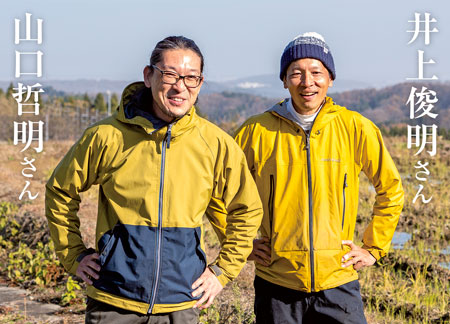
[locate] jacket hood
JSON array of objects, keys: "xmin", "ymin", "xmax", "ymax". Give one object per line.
[
  {"xmin": 268, "ymin": 97, "xmax": 345, "ymax": 133},
  {"xmin": 115, "ymin": 81, "xmax": 198, "ymax": 137}
]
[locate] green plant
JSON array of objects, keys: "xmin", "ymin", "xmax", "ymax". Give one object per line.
[
  {"xmin": 6, "ymin": 241, "xmax": 63, "ymax": 286},
  {"xmin": 61, "ymin": 276, "xmax": 82, "ymax": 305},
  {"xmin": 0, "ymin": 202, "xmax": 18, "ymax": 217},
  {"xmin": 0, "ymin": 200, "xmax": 87, "ymax": 312},
  {"xmin": 0, "ymin": 202, "xmax": 20, "ymax": 249},
  {"xmin": 200, "ymin": 304, "xmax": 221, "ymax": 324}
]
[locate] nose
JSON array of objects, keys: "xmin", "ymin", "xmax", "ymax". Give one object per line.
[
  {"xmin": 300, "ymin": 72, "xmax": 314, "ymax": 87},
  {"xmin": 172, "ymin": 77, "xmax": 187, "ymax": 91}
]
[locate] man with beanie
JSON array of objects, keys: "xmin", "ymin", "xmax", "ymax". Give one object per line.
[{"xmin": 235, "ymin": 32, "xmax": 404, "ymax": 323}]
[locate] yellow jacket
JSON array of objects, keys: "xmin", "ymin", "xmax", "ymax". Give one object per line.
[
  {"xmin": 235, "ymin": 97, "xmax": 404, "ymax": 292},
  {"xmin": 45, "ymin": 82, "xmax": 263, "ymax": 314}
]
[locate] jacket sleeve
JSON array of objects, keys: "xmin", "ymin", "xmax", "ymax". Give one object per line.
[
  {"xmin": 234, "ymin": 122, "xmax": 257, "ymax": 177},
  {"xmin": 205, "ymin": 137, "xmax": 263, "ymax": 287},
  {"xmin": 357, "ymin": 118, "xmax": 404, "ymax": 260},
  {"xmin": 45, "ymin": 127, "xmax": 106, "ymax": 275}
]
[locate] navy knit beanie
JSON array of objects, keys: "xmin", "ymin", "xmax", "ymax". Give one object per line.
[{"xmin": 280, "ymin": 32, "xmax": 336, "ymax": 81}]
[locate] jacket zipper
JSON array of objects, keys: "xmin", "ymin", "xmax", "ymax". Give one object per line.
[
  {"xmin": 342, "ymin": 174, "xmax": 348, "ymax": 229},
  {"xmin": 148, "ymin": 124, "xmax": 173, "ymax": 314},
  {"xmin": 268, "ymin": 174, "xmax": 275, "ymax": 232},
  {"xmin": 280, "ymin": 99, "xmax": 324, "ymax": 292},
  {"xmin": 305, "ymin": 132, "xmax": 315, "ymax": 292}
]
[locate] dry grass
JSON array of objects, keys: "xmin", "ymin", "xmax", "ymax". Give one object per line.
[{"xmin": 1, "ymin": 136, "xmax": 449, "ymax": 323}]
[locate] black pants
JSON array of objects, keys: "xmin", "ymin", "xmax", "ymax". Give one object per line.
[{"xmin": 254, "ymin": 276, "xmax": 367, "ymax": 324}]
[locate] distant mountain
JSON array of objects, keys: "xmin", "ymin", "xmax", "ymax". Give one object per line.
[
  {"xmin": 204, "ymin": 74, "xmax": 372, "ymax": 98},
  {"xmin": 0, "ymin": 75, "xmax": 374, "ymax": 98},
  {"xmin": 197, "ymin": 91, "xmax": 277, "ymax": 132},
  {"xmin": 208, "ymin": 75, "xmax": 288, "ymax": 98}
]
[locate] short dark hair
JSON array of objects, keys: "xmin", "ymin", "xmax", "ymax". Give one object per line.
[{"xmin": 150, "ymin": 36, "xmax": 204, "ymax": 73}]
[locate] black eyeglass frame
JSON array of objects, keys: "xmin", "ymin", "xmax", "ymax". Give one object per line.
[{"xmin": 151, "ymin": 65, "xmax": 203, "ymax": 88}]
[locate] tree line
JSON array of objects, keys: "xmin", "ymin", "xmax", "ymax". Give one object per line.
[
  {"xmin": 1, "ymin": 81, "xmax": 449, "ymax": 139},
  {"xmin": 0, "ymin": 82, "xmax": 119, "ymax": 113}
]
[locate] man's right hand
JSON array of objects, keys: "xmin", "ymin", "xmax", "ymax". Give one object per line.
[
  {"xmin": 76, "ymin": 253, "xmax": 100, "ymax": 285},
  {"xmin": 248, "ymin": 237, "xmax": 271, "ymax": 266}
]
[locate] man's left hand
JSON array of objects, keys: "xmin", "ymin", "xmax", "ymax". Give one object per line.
[
  {"xmin": 192, "ymin": 267, "xmax": 223, "ymax": 310},
  {"xmin": 341, "ymin": 240, "xmax": 376, "ymax": 270}
]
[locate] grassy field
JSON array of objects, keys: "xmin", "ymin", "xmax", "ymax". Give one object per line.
[{"xmin": 0, "ymin": 136, "xmax": 448, "ymax": 323}]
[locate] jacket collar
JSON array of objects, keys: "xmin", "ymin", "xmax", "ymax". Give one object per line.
[
  {"xmin": 115, "ymin": 82, "xmax": 198, "ymax": 137},
  {"xmin": 268, "ymin": 96, "xmax": 344, "ymax": 134}
]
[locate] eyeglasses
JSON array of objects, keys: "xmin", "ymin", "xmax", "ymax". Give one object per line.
[{"xmin": 151, "ymin": 65, "xmax": 203, "ymax": 88}]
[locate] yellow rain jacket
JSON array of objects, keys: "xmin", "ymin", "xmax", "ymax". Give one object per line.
[
  {"xmin": 45, "ymin": 82, "xmax": 263, "ymax": 314},
  {"xmin": 235, "ymin": 97, "xmax": 404, "ymax": 292}
]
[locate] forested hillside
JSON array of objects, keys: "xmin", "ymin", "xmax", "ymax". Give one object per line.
[
  {"xmin": 330, "ymin": 82, "xmax": 450, "ymax": 127},
  {"xmin": 197, "ymin": 92, "xmax": 277, "ymax": 133},
  {"xmin": 197, "ymin": 82, "xmax": 450, "ymax": 133},
  {"xmin": 1, "ymin": 81, "xmax": 449, "ymax": 139}
]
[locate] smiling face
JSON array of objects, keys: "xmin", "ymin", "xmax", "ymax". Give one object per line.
[
  {"xmin": 143, "ymin": 49, "xmax": 203, "ymax": 123},
  {"xmin": 283, "ymin": 58, "xmax": 333, "ymax": 115}
]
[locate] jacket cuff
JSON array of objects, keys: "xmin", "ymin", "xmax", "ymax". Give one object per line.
[
  {"xmin": 68, "ymin": 260, "xmax": 80, "ymax": 276},
  {"xmin": 76, "ymin": 248, "xmax": 97, "ymax": 262},
  {"xmin": 362, "ymin": 245, "xmax": 385, "ymax": 260},
  {"xmin": 216, "ymin": 273, "xmax": 231, "ymax": 287},
  {"xmin": 208, "ymin": 264, "xmax": 223, "ymax": 277},
  {"xmin": 208, "ymin": 263, "xmax": 230, "ymax": 287},
  {"xmin": 69, "ymin": 248, "xmax": 96, "ymax": 275}
]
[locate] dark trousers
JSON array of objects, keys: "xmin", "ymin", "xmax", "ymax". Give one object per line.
[
  {"xmin": 85, "ymin": 298, "xmax": 199, "ymax": 324},
  {"xmin": 254, "ymin": 276, "xmax": 367, "ymax": 324}
]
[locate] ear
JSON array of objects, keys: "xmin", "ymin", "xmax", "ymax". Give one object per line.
[
  {"xmin": 198, "ymin": 75, "xmax": 205, "ymax": 88},
  {"xmin": 143, "ymin": 65, "xmax": 152, "ymax": 88},
  {"xmin": 327, "ymin": 70, "xmax": 333, "ymax": 87},
  {"xmin": 283, "ymin": 76, "xmax": 288, "ymax": 89}
]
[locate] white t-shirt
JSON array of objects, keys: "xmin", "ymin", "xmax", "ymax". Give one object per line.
[{"xmin": 286, "ymin": 99, "xmax": 319, "ymax": 131}]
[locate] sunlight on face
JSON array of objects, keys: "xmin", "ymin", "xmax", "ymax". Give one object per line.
[{"xmin": 283, "ymin": 58, "xmax": 333, "ymax": 115}]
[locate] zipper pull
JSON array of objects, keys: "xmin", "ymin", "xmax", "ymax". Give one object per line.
[
  {"xmin": 166, "ymin": 124, "xmax": 173, "ymax": 149},
  {"xmin": 305, "ymin": 133, "xmax": 310, "ymax": 150},
  {"xmin": 344, "ymin": 173, "xmax": 348, "ymax": 188}
]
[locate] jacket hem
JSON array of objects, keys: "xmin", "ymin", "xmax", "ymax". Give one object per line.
[
  {"xmin": 87, "ymin": 286, "xmax": 197, "ymax": 314},
  {"xmin": 255, "ymin": 270, "xmax": 359, "ymax": 293}
]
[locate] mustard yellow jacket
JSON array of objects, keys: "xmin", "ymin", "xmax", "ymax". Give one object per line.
[
  {"xmin": 235, "ymin": 97, "xmax": 404, "ymax": 292},
  {"xmin": 45, "ymin": 82, "xmax": 263, "ymax": 314}
]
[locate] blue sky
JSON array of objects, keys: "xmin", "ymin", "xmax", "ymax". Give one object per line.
[{"xmin": 1, "ymin": 0, "xmax": 449, "ymax": 86}]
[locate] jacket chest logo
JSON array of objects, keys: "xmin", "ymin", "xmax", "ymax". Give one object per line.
[{"xmin": 321, "ymin": 158, "xmax": 341, "ymax": 163}]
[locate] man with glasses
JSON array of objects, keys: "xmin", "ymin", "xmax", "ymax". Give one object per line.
[
  {"xmin": 46, "ymin": 36, "xmax": 263, "ymax": 324},
  {"xmin": 235, "ymin": 32, "xmax": 404, "ymax": 323}
]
